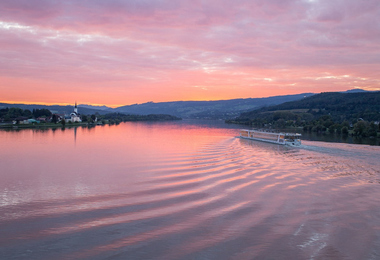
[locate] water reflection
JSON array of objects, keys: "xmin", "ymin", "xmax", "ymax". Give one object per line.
[
  {"xmin": 0, "ymin": 121, "xmax": 380, "ymax": 259},
  {"xmin": 302, "ymin": 131, "xmax": 380, "ymax": 146}
]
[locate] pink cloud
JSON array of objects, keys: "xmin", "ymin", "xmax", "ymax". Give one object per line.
[{"xmin": 0, "ymin": 0, "xmax": 379, "ymax": 106}]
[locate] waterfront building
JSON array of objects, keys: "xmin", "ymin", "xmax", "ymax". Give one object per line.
[{"xmin": 66, "ymin": 102, "xmax": 82, "ymax": 123}]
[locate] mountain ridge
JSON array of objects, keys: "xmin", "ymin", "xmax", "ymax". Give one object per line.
[
  {"xmin": 230, "ymin": 90, "xmax": 380, "ymax": 126},
  {"xmin": 0, "ymin": 89, "xmax": 370, "ymax": 119},
  {"xmin": 112, "ymin": 93, "xmax": 315, "ymax": 119},
  {"xmin": 0, "ymin": 93, "xmax": 314, "ymax": 119}
]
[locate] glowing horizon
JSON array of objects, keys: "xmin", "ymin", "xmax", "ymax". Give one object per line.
[{"xmin": 1, "ymin": 0, "xmax": 379, "ymax": 107}]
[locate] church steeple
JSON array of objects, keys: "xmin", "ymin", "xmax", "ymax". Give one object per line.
[{"xmin": 74, "ymin": 101, "xmax": 78, "ymax": 114}]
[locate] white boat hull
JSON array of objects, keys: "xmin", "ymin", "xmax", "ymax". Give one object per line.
[
  {"xmin": 240, "ymin": 135, "xmax": 286, "ymax": 145},
  {"xmin": 239, "ymin": 129, "xmax": 301, "ymax": 146}
]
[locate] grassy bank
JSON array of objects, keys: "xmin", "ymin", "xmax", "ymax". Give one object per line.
[{"xmin": 0, "ymin": 122, "xmax": 90, "ymax": 129}]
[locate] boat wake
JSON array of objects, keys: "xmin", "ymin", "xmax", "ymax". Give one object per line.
[{"xmin": 1, "ymin": 132, "xmax": 380, "ymax": 260}]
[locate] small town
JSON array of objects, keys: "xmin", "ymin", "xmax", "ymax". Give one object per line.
[
  {"xmin": 0, "ymin": 102, "xmax": 182, "ymax": 129},
  {"xmin": 0, "ymin": 102, "xmax": 100, "ymax": 127}
]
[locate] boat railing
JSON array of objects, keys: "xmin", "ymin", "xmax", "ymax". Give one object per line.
[{"xmin": 241, "ymin": 129, "xmax": 302, "ymax": 137}]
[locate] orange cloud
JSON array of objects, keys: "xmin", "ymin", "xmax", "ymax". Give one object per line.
[{"xmin": 0, "ymin": 0, "xmax": 379, "ymax": 107}]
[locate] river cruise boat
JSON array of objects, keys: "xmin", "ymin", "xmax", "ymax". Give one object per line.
[{"xmin": 240, "ymin": 129, "xmax": 301, "ymax": 146}]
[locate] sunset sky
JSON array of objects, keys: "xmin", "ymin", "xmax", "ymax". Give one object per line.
[{"xmin": 1, "ymin": 0, "xmax": 379, "ymax": 107}]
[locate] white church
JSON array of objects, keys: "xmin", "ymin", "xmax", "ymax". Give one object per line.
[{"xmin": 65, "ymin": 102, "xmax": 82, "ymax": 123}]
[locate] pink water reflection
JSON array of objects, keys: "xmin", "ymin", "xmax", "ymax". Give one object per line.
[
  {"xmin": 1, "ymin": 121, "xmax": 380, "ymax": 260},
  {"xmin": 0, "ymin": 121, "xmax": 235, "ymax": 206}
]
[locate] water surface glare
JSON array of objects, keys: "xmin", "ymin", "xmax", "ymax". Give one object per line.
[{"xmin": 1, "ymin": 120, "xmax": 380, "ymax": 259}]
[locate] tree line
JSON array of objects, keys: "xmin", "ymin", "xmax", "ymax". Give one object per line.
[
  {"xmin": 96, "ymin": 113, "xmax": 181, "ymax": 125},
  {"xmin": 1, "ymin": 107, "xmax": 181, "ymax": 124},
  {"xmin": 227, "ymin": 92, "xmax": 380, "ymax": 138},
  {"xmin": 0, "ymin": 108, "xmax": 52, "ymax": 122}
]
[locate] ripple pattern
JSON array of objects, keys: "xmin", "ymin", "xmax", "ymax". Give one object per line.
[{"xmin": 1, "ymin": 136, "xmax": 380, "ymax": 260}]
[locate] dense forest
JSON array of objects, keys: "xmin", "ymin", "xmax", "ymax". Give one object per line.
[
  {"xmin": 0, "ymin": 108, "xmax": 52, "ymax": 121},
  {"xmin": 227, "ymin": 92, "xmax": 380, "ymax": 138},
  {"xmin": 94, "ymin": 113, "xmax": 181, "ymax": 125}
]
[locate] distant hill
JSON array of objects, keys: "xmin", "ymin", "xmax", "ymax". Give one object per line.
[
  {"xmin": 2, "ymin": 91, "xmax": 375, "ymax": 120},
  {"xmin": 343, "ymin": 89, "xmax": 368, "ymax": 93},
  {"xmin": 230, "ymin": 91, "xmax": 380, "ymax": 126},
  {"xmin": 79, "ymin": 104, "xmax": 112, "ymax": 111},
  {"xmin": 1, "ymin": 93, "xmax": 314, "ymax": 119},
  {"xmin": 113, "ymin": 93, "xmax": 314, "ymax": 119},
  {"xmin": 0, "ymin": 103, "xmax": 110, "ymax": 115}
]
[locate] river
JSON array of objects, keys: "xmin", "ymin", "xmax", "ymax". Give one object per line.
[{"xmin": 1, "ymin": 120, "xmax": 380, "ymax": 259}]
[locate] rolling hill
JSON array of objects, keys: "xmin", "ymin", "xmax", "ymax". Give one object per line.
[
  {"xmin": 0, "ymin": 93, "xmax": 314, "ymax": 119},
  {"xmin": 113, "ymin": 93, "xmax": 314, "ymax": 119},
  {"xmin": 230, "ymin": 91, "xmax": 380, "ymax": 126}
]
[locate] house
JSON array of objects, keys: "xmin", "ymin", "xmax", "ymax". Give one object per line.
[
  {"xmin": 64, "ymin": 115, "xmax": 72, "ymax": 123},
  {"xmin": 37, "ymin": 117, "xmax": 47, "ymax": 122},
  {"xmin": 27, "ymin": 119, "xmax": 40, "ymax": 124},
  {"xmin": 12, "ymin": 116, "xmax": 29, "ymax": 124},
  {"xmin": 52, "ymin": 114, "xmax": 64, "ymax": 123}
]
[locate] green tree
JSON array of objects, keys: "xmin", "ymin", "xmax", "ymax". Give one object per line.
[
  {"xmin": 276, "ymin": 119, "xmax": 286, "ymax": 128},
  {"xmin": 0, "ymin": 108, "xmax": 9, "ymax": 118},
  {"xmin": 312, "ymin": 124, "xmax": 323, "ymax": 133},
  {"xmin": 22, "ymin": 109, "xmax": 33, "ymax": 118},
  {"xmin": 353, "ymin": 121, "xmax": 368, "ymax": 136},
  {"xmin": 342, "ymin": 120, "xmax": 350, "ymax": 128},
  {"xmin": 334, "ymin": 124, "xmax": 342, "ymax": 134},
  {"xmin": 8, "ymin": 108, "xmax": 24, "ymax": 118},
  {"xmin": 51, "ymin": 114, "xmax": 58, "ymax": 123},
  {"xmin": 33, "ymin": 109, "xmax": 52, "ymax": 118},
  {"xmin": 368, "ymin": 122, "xmax": 377, "ymax": 137},
  {"xmin": 341, "ymin": 126, "xmax": 349, "ymax": 135}
]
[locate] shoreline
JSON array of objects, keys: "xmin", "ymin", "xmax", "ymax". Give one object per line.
[
  {"xmin": 0, "ymin": 122, "xmax": 93, "ymax": 129},
  {"xmin": 0, "ymin": 117, "xmax": 181, "ymax": 130}
]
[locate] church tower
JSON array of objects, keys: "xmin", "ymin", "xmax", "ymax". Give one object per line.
[{"xmin": 74, "ymin": 101, "xmax": 78, "ymax": 114}]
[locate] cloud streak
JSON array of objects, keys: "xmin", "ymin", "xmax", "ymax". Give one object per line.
[{"xmin": 0, "ymin": 0, "xmax": 379, "ymax": 106}]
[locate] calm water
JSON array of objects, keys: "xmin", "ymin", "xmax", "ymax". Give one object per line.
[{"xmin": 1, "ymin": 120, "xmax": 380, "ymax": 260}]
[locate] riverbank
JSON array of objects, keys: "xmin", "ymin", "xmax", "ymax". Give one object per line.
[
  {"xmin": 0, "ymin": 122, "xmax": 93, "ymax": 130},
  {"xmin": 0, "ymin": 115, "xmax": 182, "ymax": 130}
]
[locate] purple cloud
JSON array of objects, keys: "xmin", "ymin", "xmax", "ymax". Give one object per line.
[{"xmin": 0, "ymin": 0, "xmax": 379, "ymax": 105}]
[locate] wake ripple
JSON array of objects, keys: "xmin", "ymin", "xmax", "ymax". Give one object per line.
[{"xmin": 1, "ymin": 138, "xmax": 380, "ymax": 259}]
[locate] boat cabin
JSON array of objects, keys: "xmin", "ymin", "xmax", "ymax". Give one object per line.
[{"xmin": 240, "ymin": 129, "xmax": 301, "ymax": 146}]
